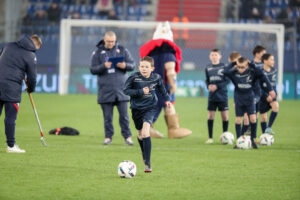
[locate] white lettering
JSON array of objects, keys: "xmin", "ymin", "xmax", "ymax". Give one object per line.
[{"xmin": 42, "ymin": 74, "xmax": 57, "ymax": 92}]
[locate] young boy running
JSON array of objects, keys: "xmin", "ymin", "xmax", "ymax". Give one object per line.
[
  {"xmin": 124, "ymin": 56, "xmax": 171, "ymax": 172},
  {"xmin": 259, "ymin": 53, "xmax": 279, "ymax": 134},
  {"xmin": 205, "ymin": 49, "xmax": 230, "ymax": 144},
  {"xmin": 224, "ymin": 57, "xmax": 276, "ymax": 149}
]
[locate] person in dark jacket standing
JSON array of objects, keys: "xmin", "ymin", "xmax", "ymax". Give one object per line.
[
  {"xmin": 90, "ymin": 31, "xmax": 135, "ymax": 145},
  {"xmin": 0, "ymin": 35, "xmax": 42, "ymax": 153}
]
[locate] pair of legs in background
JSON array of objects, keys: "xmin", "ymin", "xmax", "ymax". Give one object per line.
[
  {"xmin": 241, "ymin": 98, "xmax": 278, "ymax": 135},
  {"xmin": 100, "ymin": 100, "xmax": 133, "ymax": 145},
  {"xmin": 235, "ymin": 102, "xmax": 258, "ymax": 149},
  {"xmin": 0, "ymin": 101, "xmax": 25, "ymax": 153},
  {"xmin": 206, "ymin": 101, "xmax": 229, "ymax": 144},
  {"xmin": 259, "ymin": 98, "xmax": 279, "ymax": 134}
]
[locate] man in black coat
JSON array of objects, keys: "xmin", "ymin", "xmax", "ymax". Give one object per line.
[
  {"xmin": 0, "ymin": 35, "xmax": 42, "ymax": 153},
  {"xmin": 90, "ymin": 31, "xmax": 135, "ymax": 145}
]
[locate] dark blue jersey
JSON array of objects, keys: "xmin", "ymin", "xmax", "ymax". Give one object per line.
[
  {"xmin": 124, "ymin": 72, "xmax": 170, "ymax": 110},
  {"xmin": 224, "ymin": 63, "xmax": 273, "ymax": 106},
  {"xmin": 251, "ymin": 61, "xmax": 264, "ymax": 101},
  {"xmin": 205, "ymin": 63, "xmax": 230, "ymax": 102},
  {"xmin": 261, "ymin": 67, "xmax": 277, "ymax": 99}
]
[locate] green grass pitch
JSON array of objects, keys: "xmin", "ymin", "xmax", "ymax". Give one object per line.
[{"xmin": 0, "ymin": 94, "xmax": 300, "ymax": 200}]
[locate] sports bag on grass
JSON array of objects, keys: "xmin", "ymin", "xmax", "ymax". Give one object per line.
[{"xmin": 49, "ymin": 127, "xmax": 80, "ymax": 136}]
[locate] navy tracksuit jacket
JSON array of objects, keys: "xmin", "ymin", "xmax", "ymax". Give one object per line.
[
  {"xmin": 205, "ymin": 63, "xmax": 230, "ymax": 102},
  {"xmin": 123, "ymin": 72, "xmax": 170, "ymax": 110},
  {"xmin": 0, "ymin": 36, "xmax": 37, "ymax": 102}
]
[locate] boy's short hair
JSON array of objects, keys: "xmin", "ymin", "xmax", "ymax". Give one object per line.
[
  {"xmin": 210, "ymin": 48, "xmax": 221, "ymax": 55},
  {"xmin": 229, "ymin": 51, "xmax": 241, "ymax": 62},
  {"xmin": 237, "ymin": 56, "xmax": 248, "ymax": 64},
  {"xmin": 30, "ymin": 34, "xmax": 42, "ymax": 47},
  {"xmin": 141, "ymin": 56, "xmax": 154, "ymax": 67},
  {"xmin": 261, "ymin": 53, "xmax": 272, "ymax": 63},
  {"xmin": 252, "ymin": 45, "xmax": 266, "ymax": 56}
]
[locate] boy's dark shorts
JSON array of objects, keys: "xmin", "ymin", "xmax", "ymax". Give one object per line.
[
  {"xmin": 259, "ymin": 96, "xmax": 277, "ymax": 113},
  {"xmin": 235, "ymin": 103, "xmax": 256, "ymax": 117},
  {"xmin": 207, "ymin": 101, "xmax": 228, "ymax": 111},
  {"xmin": 131, "ymin": 108, "xmax": 156, "ymax": 130}
]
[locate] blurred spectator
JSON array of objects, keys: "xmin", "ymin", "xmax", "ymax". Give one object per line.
[
  {"xmin": 32, "ymin": 10, "xmax": 48, "ymax": 35},
  {"xmin": 226, "ymin": 0, "xmax": 238, "ymax": 20},
  {"xmin": 263, "ymin": 15, "xmax": 273, "ymax": 24},
  {"xmin": 32, "ymin": 10, "xmax": 48, "ymax": 25},
  {"xmin": 239, "ymin": 0, "xmax": 266, "ymax": 20},
  {"xmin": 22, "ymin": 14, "xmax": 32, "ymax": 26},
  {"xmin": 289, "ymin": 0, "xmax": 300, "ymax": 8},
  {"xmin": 276, "ymin": 7, "xmax": 294, "ymax": 29},
  {"xmin": 96, "ymin": 0, "xmax": 114, "ymax": 17},
  {"xmin": 72, "ymin": 12, "xmax": 81, "ymax": 19},
  {"xmin": 107, "ymin": 9, "xmax": 119, "ymax": 20},
  {"xmin": 128, "ymin": 0, "xmax": 137, "ymax": 6},
  {"xmin": 47, "ymin": 2, "xmax": 61, "ymax": 25}
]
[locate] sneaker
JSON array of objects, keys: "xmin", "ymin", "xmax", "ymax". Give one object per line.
[
  {"xmin": 103, "ymin": 138, "xmax": 112, "ymax": 145},
  {"xmin": 6, "ymin": 144, "xmax": 26, "ymax": 153},
  {"xmin": 205, "ymin": 138, "xmax": 214, "ymax": 144},
  {"xmin": 124, "ymin": 137, "xmax": 134, "ymax": 146},
  {"xmin": 144, "ymin": 164, "xmax": 152, "ymax": 173},
  {"xmin": 233, "ymin": 145, "xmax": 239, "ymax": 149},
  {"xmin": 265, "ymin": 127, "xmax": 275, "ymax": 135},
  {"xmin": 251, "ymin": 140, "xmax": 258, "ymax": 149}
]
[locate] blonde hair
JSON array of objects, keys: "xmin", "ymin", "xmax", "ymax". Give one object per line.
[
  {"xmin": 104, "ymin": 31, "xmax": 116, "ymax": 38},
  {"xmin": 30, "ymin": 34, "xmax": 42, "ymax": 47}
]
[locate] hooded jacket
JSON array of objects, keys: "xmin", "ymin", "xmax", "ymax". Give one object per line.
[
  {"xmin": 0, "ymin": 36, "xmax": 37, "ymax": 102},
  {"xmin": 90, "ymin": 39, "xmax": 135, "ymax": 104}
]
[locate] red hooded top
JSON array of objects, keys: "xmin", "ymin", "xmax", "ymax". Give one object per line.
[{"xmin": 139, "ymin": 39, "xmax": 182, "ymax": 73}]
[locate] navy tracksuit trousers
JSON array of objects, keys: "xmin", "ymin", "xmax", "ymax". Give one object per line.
[
  {"xmin": 100, "ymin": 101, "xmax": 132, "ymax": 140},
  {"xmin": 0, "ymin": 101, "xmax": 19, "ymax": 147}
]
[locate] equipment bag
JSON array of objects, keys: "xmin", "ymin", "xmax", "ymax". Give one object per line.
[{"xmin": 49, "ymin": 127, "xmax": 79, "ymax": 136}]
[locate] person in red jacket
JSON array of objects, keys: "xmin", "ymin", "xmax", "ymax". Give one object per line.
[{"xmin": 139, "ymin": 22, "xmax": 191, "ymax": 138}]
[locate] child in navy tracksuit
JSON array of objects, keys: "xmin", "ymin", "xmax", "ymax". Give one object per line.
[
  {"xmin": 224, "ymin": 57, "xmax": 276, "ymax": 149},
  {"xmin": 259, "ymin": 53, "xmax": 279, "ymax": 134},
  {"xmin": 205, "ymin": 49, "xmax": 230, "ymax": 144},
  {"xmin": 124, "ymin": 56, "xmax": 171, "ymax": 172}
]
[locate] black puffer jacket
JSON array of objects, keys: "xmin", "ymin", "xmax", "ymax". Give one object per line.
[{"xmin": 0, "ymin": 36, "xmax": 37, "ymax": 102}]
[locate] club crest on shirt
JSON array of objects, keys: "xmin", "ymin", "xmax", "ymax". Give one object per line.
[
  {"xmin": 246, "ymin": 76, "xmax": 252, "ymax": 83},
  {"xmin": 149, "ymin": 83, "xmax": 157, "ymax": 90},
  {"xmin": 272, "ymin": 74, "xmax": 276, "ymax": 81},
  {"xmin": 217, "ymin": 69, "xmax": 224, "ymax": 76}
]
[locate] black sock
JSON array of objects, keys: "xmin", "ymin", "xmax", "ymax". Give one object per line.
[
  {"xmin": 250, "ymin": 122, "xmax": 257, "ymax": 140},
  {"xmin": 235, "ymin": 123, "xmax": 241, "ymax": 139},
  {"xmin": 143, "ymin": 137, "xmax": 151, "ymax": 166},
  {"xmin": 261, "ymin": 122, "xmax": 267, "ymax": 133},
  {"xmin": 208, "ymin": 119, "xmax": 214, "ymax": 139},
  {"xmin": 222, "ymin": 120, "xmax": 229, "ymax": 132},
  {"xmin": 137, "ymin": 137, "xmax": 144, "ymax": 160},
  {"xmin": 241, "ymin": 124, "xmax": 249, "ymax": 135},
  {"xmin": 268, "ymin": 112, "xmax": 278, "ymax": 128}
]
